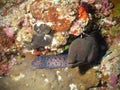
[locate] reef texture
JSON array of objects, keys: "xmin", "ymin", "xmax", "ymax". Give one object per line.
[
  {"xmin": 30, "ymin": 0, "xmax": 78, "ymax": 31},
  {"xmin": 0, "ymin": 0, "xmax": 120, "ymax": 89}
]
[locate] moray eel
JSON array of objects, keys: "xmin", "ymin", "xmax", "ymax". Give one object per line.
[
  {"xmin": 31, "ymin": 54, "xmax": 68, "ymax": 69},
  {"xmin": 25, "ymin": 24, "xmax": 53, "ymax": 49},
  {"xmin": 31, "ymin": 35, "xmax": 99, "ymax": 69},
  {"xmin": 34, "ymin": 24, "xmax": 52, "ymax": 34}
]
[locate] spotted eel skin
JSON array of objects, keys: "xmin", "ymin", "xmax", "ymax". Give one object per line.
[{"xmin": 31, "ymin": 54, "xmax": 68, "ymax": 69}]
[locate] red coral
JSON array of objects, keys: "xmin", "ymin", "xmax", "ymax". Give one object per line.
[
  {"xmin": 78, "ymin": 6, "xmax": 88, "ymax": 20},
  {"xmin": 0, "ymin": 64, "xmax": 10, "ymax": 76}
]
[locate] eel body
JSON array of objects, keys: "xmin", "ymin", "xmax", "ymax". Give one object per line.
[
  {"xmin": 31, "ymin": 35, "xmax": 99, "ymax": 69},
  {"xmin": 31, "ymin": 54, "xmax": 68, "ymax": 69}
]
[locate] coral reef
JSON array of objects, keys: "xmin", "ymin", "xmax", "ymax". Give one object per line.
[
  {"xmin": 0, "ymin": 0, "xmax": 120, "ymax": 89},
  {"xmin": 0, "ymin": 28, "xmax": 24, "ymax": 76},
  {"xmin": 95, "ymin": 0, "xmax": 113, "ymax": 17},
  {"xmin": 30, "ymin": 0, "xmax": 78, "ymax": 31}
]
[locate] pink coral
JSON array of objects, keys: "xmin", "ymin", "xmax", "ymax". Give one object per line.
[
  {"xmin": 109, "ymin": 74, "xmax": 118, "ymax": 87},
  {"xmin": 0, "ymin": 58, "xmax": 17, "ymax": 76},
  {"xmin": 95, "ymin": 0, "xmax": 113, "ymax": 16},
  {"xmin": 3, "ymin": 26, "xmax": 15, "ymax": 38}
]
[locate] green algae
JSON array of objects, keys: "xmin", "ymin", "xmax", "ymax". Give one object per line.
[
  {"xmin": 109, "ymin": 25, "xmax": 120, "ymax": 37},
  {"xmin": 111, "ymin": 0, "xmax": 120, "ymax": 17}
]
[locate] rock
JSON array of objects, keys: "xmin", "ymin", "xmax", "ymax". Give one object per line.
[{"xmin": 78, "ymin": 69, "xmax": 99, "ymax": 89}]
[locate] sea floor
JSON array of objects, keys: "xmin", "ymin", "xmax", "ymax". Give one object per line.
[{"xmin": 0, "ymin": 56, "xmax": 99, "ymax": 90}]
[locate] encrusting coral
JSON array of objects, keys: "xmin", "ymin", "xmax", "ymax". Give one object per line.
[{"xmin": 30, "ymin": 0, "xmax": 78, "ymax": 31}]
